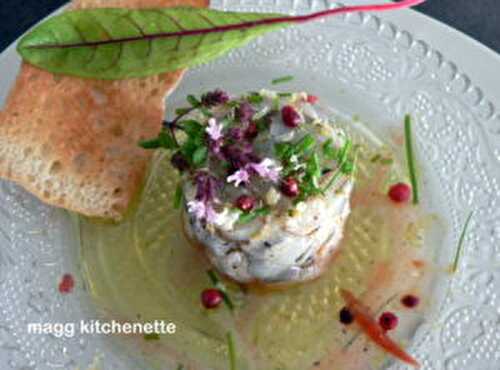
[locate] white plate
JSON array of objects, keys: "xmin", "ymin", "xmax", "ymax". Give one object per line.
[{"xmin": 1, "ymin": 1, "xmax": 500, "ymax": 369}]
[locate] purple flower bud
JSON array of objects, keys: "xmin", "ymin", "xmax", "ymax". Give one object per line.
[
  {"xmin": 245, "ymin": 122, "xmax": 259, "ymax": 140},
  {"xmin": 171, "ymin": 152, "xmax": 190, "ymax": 172},
  {"xmin": 209, "ymin": 138, "xmax": 224, "ymax": 159},
  {"xmin": 222, "ymin": 143, "xmax": 260, "ymax": 170},
  {"xmin": 201, "ymin": 89, "xmax": 229, "ymax": 107},
  {"xmin": 229, "ymin": 127, "xmax": 244, "ymax": 141},
  {"xmin": 236, "ymin": 102, "xmax": 255, "ymax": 123},
  {"xmin": 194, "ymin": 172, "xmax": 221, "ymax": 202}
]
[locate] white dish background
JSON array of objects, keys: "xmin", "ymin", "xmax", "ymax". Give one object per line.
[{"xmin": 0, "ymin": 1, "xmax": 499, "ymax": 369}]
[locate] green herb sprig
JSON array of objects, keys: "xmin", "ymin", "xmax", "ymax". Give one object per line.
[
  {"xmin": 272, "ymin": 75, "xmax": 294, "ymax": 85},
  {"xmin": 238, "ymin": 206, "xmax": 271, "ymax": 224},
  {"xmin": 207, "ymin": 270, "xmax": 235, "ymax": 311},
  {"xmin": 227, "ymin": 332, "xmax": 237, "ymax": 370},
  {"xmin": 451, "ymin": 211, "xmax": 474, "ymax": 274},
  {"xmin": 404, "ymin": 115, "xmax": 419, "ymax": 204}
]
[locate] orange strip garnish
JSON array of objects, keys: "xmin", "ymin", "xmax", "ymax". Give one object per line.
[{"xmin": 340, "ymin": 289, "xmax": 420, "ymax": 368}]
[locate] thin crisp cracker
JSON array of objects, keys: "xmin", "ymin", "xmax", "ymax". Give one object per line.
[{"xmin": 0, "ymin": 0, "xmax": 208, "ymax": 220}]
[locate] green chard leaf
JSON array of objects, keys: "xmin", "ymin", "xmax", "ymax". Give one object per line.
[
  {"xmin": 17, "ymin": 7, "xmax": 291, "ymax": 79},
  {"xmin": 16, "ymin": 2, "xmax": 424, "ymax": 79}
]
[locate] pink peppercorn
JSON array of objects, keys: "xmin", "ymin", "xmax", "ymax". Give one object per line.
[
  {"xmin": 58, "ymin": 274, "xmax": 75, "ymax": 294},
  {"xmin": 201, "ymin": 288, "xmax": 223, "ymax": 309},
  {"xmin": 388, "ymin": 183, "xmax": 411, "ymax": 203},
  {"xmin": 379, "ymin": 312, "xmax": 399, "ymax": 331},
  {"xmin": 307, "ymin": 95, "xmax": 319, "ymax": 104},
  {"xmin": 235, "ymin": 195, "xmax": 255, "ymax": 212},
  {"xmin": 281, "ymin": 105, "xmax": 302, "ymax": 128},
  {"xmin": 280, "ymin": 177, "xmax": 300, "ymax": 197},
  {"xmin": 401, "ymin": 294, "xmax": 420, "ymax": 308}
]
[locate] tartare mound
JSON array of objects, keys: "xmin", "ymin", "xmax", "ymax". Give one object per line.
[{"xmin": 143, "ymin": 89, "xmax": 357, "ymax": 283}]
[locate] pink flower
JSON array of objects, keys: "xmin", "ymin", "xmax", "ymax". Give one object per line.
[
  {"xmin": 187, "ymin": 200, "xmax": 219, "ymax": 223},
  {"xmin": 187, "ymin": 200, "xmax": 207, "ymax": 220},
  {"xmin": 248, "ymin": 158, "xmax": 282, "ymax": 183},
  {"xmin": 206, "ymin": 118, "xmax": 224, "ymax": 141},
  {"xmin": 227, "ymin": 168, "xmax": 250, "ymax": 187}
]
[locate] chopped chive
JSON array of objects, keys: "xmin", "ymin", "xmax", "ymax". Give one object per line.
[
  {"xmin": 370, "ymin": 154, "xmax": 381, "ymax": 163},
  {"xmin": 207, "ymin": 269, "xmax": 219, "ymax": 286},
  {"xmin": 277, "ymin": 92, "xmax": 293, "ymax": 97},
  {"xmin": 173, "ymin": 183, "xmax": 183, "ymax": 209},
  {"xmin": 206, "ymin": 270, "xmax": 235, "ymax": 311},
  {"xmin": 271, "ymin": 75, "xmax": 294, "ymax": 85},
  {"xmin": 294, "ymin": 134, "xmax": 316, "ymax": 154},
  {"xmin": 247, "ymin": 92, "xmax": 264, "ymax": 104},
  {"xmin": 322, "ymin": 139, "xmax": 337, "ymax": 159},
  {"xmin": 238, "ymin": 207, "xmax": 270, "ymax": 224},
  {"xmin": 452, "ymin": 211, "xmax": 473, "ymax": 273},
  {"xmin": 404, "ymin": 115, "xmax": 419, "ymax": 204},
  {"xmin": 227, "ymin": 332, "xmax": 237, "ymax": 370},
  {"xmin": 337, "ymin": 138, "xmax": 352, "ymax": 164},
  {"xmin": 144, "ymin": 333, "xmax": 160, "ymax": 341},
  {"xmin": 380, "ymin": 157, "xmax": 394, "ymax": 166}
]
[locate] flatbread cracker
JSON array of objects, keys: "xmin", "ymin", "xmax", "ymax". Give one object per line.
[{"xmin": 0, "ymin": 0, "xmax": 208, "ymax": 220}]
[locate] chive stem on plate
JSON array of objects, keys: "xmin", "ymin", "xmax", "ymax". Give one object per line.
[
  {"xmin": 227, "ymin": 332, "xmax": 237, "ymax": 370},
  {"xmin": 206, "ymin": 270, "xmax": 235, "ymax": 311},
  {"xmin": 404, "ymin": 114, "xmax": 419, "ymax": 204},
  {"xmin": 271, "ymin": 75, "xmax": 294, "ymax": 85},
  {"xmin": 452, "ymin": 211, "xmax": 474, "ymax": 273}
]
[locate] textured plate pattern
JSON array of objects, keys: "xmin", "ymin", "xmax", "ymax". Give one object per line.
[{"xmin": 0, "ymin": 0, "xmax": 499, "ymax": 369}]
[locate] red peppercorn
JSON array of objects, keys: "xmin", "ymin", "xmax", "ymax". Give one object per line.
[
  {"xmin": 201, "ymin": 288, "xmax": 223, "ymax": 309},
  {"xmin": 388, "ymin": 183, "xmax": 411, "ymax": 203},
  {"xmin": 245, "ymin": 122, "xmax": 259, "ymax": 140},
  {"xmin": 58, "ymin": 274, "xmax": 75, "ymax": 294},
  {"xmin": 235, "ymin": 195, "xmax": 255, "ymax": 212},
  {"xmin": 339, "ymin": 307, "xmax": 354, "ymax": 325},
  {"xmin": 379, "ymin": 312, "xmax": 399, "ymax": 331},
  {"xmin": 280, "ymin": 177, "xmax": 300, "ymax": 197},
  {"xmin": 401, "ymin": 294, "xmax": 420, "ymax": 308},
  {"xmin": 307, "ymin": 94, "xmax": 319, "ymax": 104},
  {"xmin": 281, "ymin": 105, "xmax": 302, "ymax": 128}
]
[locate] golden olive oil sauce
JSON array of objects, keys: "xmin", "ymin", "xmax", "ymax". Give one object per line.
[{"xmin": 79, "ymin": 113, "xmax": 433, "ymax": 370}]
